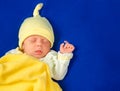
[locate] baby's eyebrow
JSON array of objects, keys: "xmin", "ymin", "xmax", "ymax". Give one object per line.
[{"xmin": 29, "ymin": 38, "xmax": 36, "ymax": 40}]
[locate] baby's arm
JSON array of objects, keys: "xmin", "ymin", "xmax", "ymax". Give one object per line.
[{"xmin": 51, "ymin": 41, "xmax": 75, "ymax": 80}]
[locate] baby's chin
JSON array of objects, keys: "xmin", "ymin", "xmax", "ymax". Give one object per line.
[{"xmin": 33, "ymin": 54, "xmax": 46, "ymax": 59}]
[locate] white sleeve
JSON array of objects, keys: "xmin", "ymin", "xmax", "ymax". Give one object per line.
[
  {"xmin": 5, "ymin": 47, "xmax": 22, "ymax": 55},
  {"xmin": 44, "ymin": 50, "xmax": 73, "ymax": 80}
]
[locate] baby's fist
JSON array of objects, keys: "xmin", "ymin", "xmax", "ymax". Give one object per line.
[{"xmin": 60, "ymin": 41, "xmax": 75, "ymax": 54}]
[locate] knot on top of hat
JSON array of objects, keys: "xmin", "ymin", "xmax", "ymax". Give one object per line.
[{"xmin": 33, "ymin": 3, "xmax": 43, "ymax": 17}]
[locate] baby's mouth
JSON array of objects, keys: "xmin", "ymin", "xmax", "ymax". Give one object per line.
[{"xmin": 34, "ymin": 50, "xmax": 42, "ymax": 55}]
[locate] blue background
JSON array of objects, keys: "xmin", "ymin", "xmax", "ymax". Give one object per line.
[{"xmin": 0, "ymin": 0, "xmax": 120, "ymax": 91}]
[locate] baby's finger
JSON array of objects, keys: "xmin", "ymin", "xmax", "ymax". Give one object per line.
[
  {"xmin": 70, "ymin": 45, "xmax": 75, "ymax": 50},
  {"xmin": 60, "ymin": 43, "xmax": 65, "ymax": 48},
  {"xmin": 67, "ymin": 44, "xmax": 75, "ymax": 49},
  {"xmin": 64, "ymin": 43, "xmax": 70, "ymax": 48},
  {"xmin": 64, "ymin": 41, "xmax": 69, "ymax": 44}
]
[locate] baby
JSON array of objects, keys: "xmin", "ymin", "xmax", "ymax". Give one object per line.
[{"xmin": 6, "ymin": 3, "xmax": 75, "ymax": 80}]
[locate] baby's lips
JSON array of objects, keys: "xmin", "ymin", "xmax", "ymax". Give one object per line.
[{"xmin": 35, "ymin": 50, "xmax": 42, "ymax": 55}]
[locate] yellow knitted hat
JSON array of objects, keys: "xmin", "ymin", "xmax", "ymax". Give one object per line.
[{"xmin": 18, "ymin": 3, "xmax": 54, "ymax": 49}]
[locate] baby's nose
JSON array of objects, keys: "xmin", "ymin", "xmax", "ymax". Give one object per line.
[{"xmin": 36, "ymin": 41, "xmax": 42, "ymax": 46}]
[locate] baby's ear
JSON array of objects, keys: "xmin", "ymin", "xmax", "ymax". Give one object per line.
[{"xmin": 21, "ymin": 43, "xmax": 25, "ymax": 50}]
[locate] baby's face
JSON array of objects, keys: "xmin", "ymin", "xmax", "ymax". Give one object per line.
[{"xmin": 22, "ymin": 35, "xmax": 51, "ymax": 59}]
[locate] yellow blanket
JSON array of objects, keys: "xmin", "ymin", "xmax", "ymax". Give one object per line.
[{"xmin": 0, "ymin": 54, "xmax": 62, "ymax": 91}]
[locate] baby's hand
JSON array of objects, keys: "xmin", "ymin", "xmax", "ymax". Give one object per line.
[{"xmin": 60, "ymin": 41, "xmax": 75, "ymax": 54}]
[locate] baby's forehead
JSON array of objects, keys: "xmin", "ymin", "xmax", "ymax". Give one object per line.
[{"xmin": 26, "ymin": 35, "xmax": 48, "ymax": 40}]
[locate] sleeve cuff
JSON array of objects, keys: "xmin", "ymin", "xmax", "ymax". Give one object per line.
[{"xmin": 58, "ymin": 51, "xmax": 73, "ymax": 61}]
